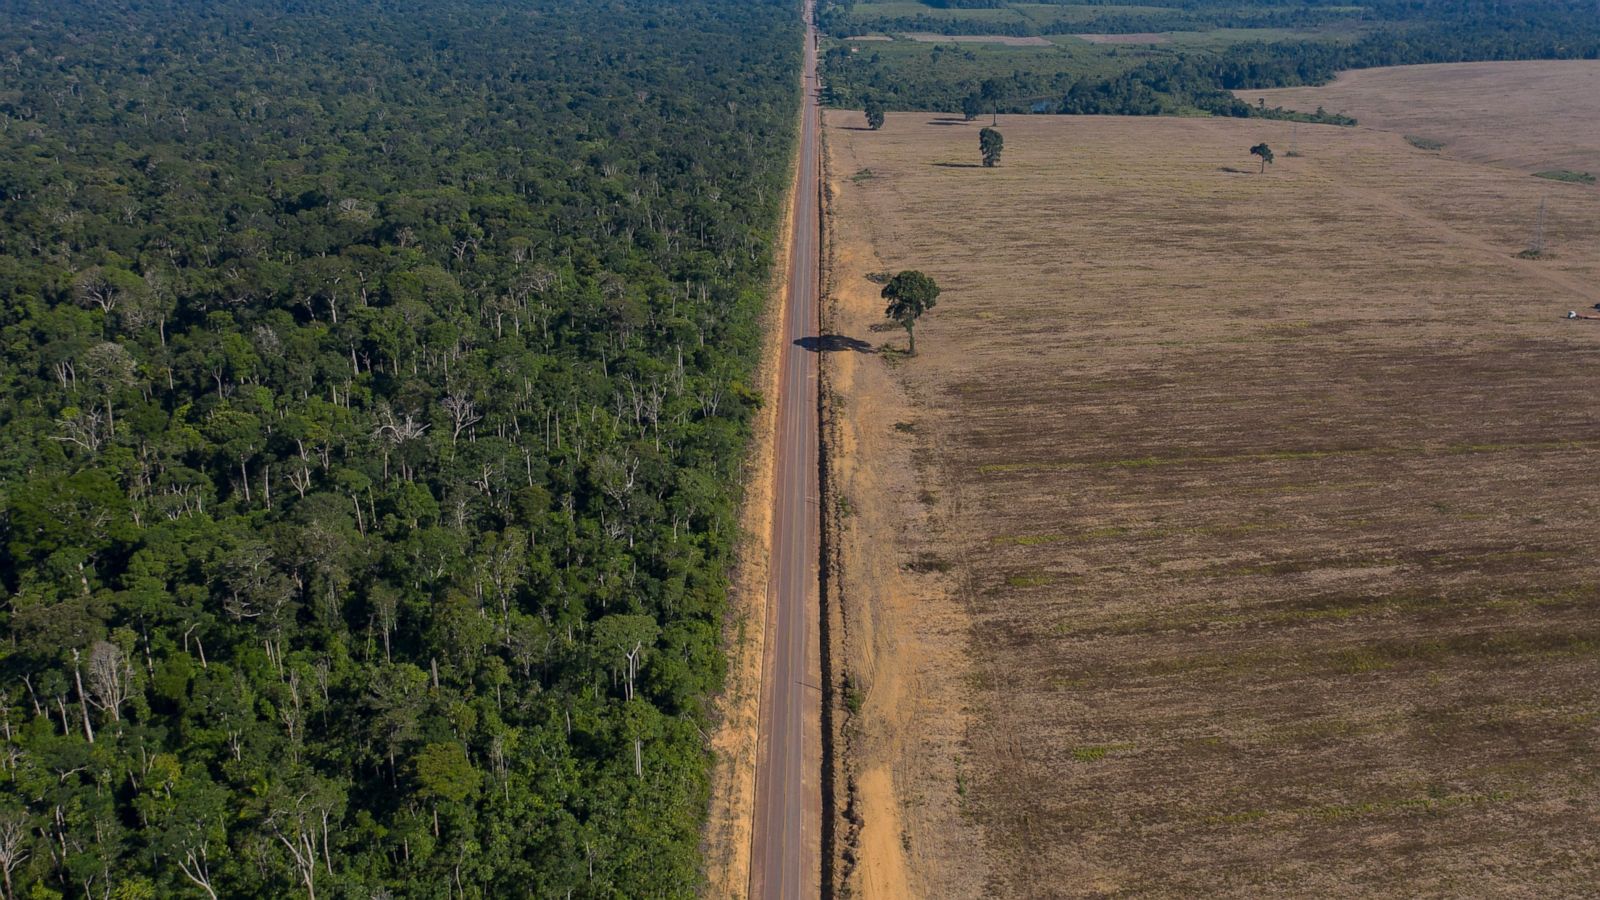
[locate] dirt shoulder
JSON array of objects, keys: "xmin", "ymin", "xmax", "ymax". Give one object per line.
[
  {"xmin": 821, "ymin": 111, "xmax": 990, "ymax": 899},
  {"xmin": 701, "ymin": 88, "xmax": 805, "ymax": 900}
]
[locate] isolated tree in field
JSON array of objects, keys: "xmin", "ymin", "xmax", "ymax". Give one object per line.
[
  {"xmin": 961, "ymin": 92, "xmax": 983, "ymax": 122},
  {"xmin": 882, "ymin": 270, "xmax": 942, "ymax": 355},
  {"xmin": 864, "ymin": 96, "xmax": 885, "ymax": 130},
  {"xmin": 979, "ymin": 127, "xmax": 1004, "ymax": 167},
  {"xmin": 1250, "ymin": 142, "xmax": 1274, "ymax": 173}
]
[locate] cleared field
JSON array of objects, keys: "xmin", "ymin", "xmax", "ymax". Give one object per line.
[
  {"xmin": 1068, "ymin": 27, "xmax": 1355, "ymax": 48},
  {"xmin": 902, "ymin": 33, "xmax": 1053, "ymax": 45},
  {"xmin": 824, "ymin": 109, "xmax": 1600, "ymax": 896},
  {"xmin": 1248, "ymin": 61, "xmax": 1600, "ymax": 174},
  {"xmin": 1072, "ymin": 31, "xmax": 1170, "ymax": 44}
]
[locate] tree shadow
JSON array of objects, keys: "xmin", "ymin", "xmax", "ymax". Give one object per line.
[
  {"xmin": 796, "ymin": 334, "xmax": 875, "ymax": 353},
  {"xmin": 837, "ymin": 125, "xmax": 875, "ymax": 132},
  {"xmin": 927, "ymin": 118, "xmax": 971, "ymax": 126},
  {"xmin": 932, "ymin": 162, "xmax": 983, "ymax": 168}
]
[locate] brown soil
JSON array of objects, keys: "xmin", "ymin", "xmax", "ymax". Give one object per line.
[
  {"xmin": 822, "ymin": 122, "xmax": 991, "ymax": 899},
  {"xmin": 1245, "ymin": 61, "xmax": 1600, "ymax": 175},
  {"xmin": 824, "ymin": 109, "xmax": 1600, "ymax": 897}
]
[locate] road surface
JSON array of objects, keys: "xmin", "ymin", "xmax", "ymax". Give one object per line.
[{"xmin": 749, "ymin": 5, "xmax": 823, "ymax": 898}]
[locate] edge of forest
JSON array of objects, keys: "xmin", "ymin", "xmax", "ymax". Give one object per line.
[{"xmin": 700, "ymin": 28, "xmax": 811, "ymax": 898}]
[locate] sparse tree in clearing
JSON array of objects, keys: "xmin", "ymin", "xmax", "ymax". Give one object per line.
[
  {"xmin": 864, "ymin": 96, "xmax": 885, "ymax": 130},
  {"xmin": 1250, "ymin": 142, "xmax": 1274, "ymax": 173},
  {"xmin": 961, "ymin": 92, "xmax": 983, "ymax": 122},
  {"xmin": 882, "ymin": 270, "xmax": 942, "ymax": 355},
  {"xmin": 980, "ymin": 127, "xmax": 1004, "ymax": 167}
]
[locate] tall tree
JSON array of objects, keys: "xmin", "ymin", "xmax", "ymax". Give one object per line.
[
  {"xmin": 865, "ymin": 96, "xmax": 886, "ymax": 130},
  {"xmin": 980, "ymin": 127, "xmax": 1005, "ymax": 167},
  {"xmin": 882, "ymin": 271, "xmax": 943, "ymax": 356},
  {"xmin": 961, "ymin": 92, "xmax": 983, "ymax": 122},
  {"xmin": 980, "ymin": 78, "xmax": 1004, "ymax": 125},
  {"xmin": 1251, "ymin": 142, "xmax": 1275, "ymax": 173}
]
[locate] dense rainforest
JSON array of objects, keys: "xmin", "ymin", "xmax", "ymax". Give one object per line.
[
  {"xmin": 0, "ymin": 0, "xmax": 800, "ymax": 896},
  {"xmin": 819, "ymin": 0, "xmax": 1600, "ymax": 117}
]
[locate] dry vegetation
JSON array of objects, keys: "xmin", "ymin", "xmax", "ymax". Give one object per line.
[
  {"xmin": 1247, "ymin": 61, "xmax": 1600, "ymax": 174},
  {"xmin": 823, "ymin": 107, "xmax": 1600, "ymax": 896}
]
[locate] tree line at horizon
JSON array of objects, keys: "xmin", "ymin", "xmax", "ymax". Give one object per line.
[
  {"xmin": 0, "ymin": 0, "xmax": 800, "ymax": 896},
  {"xmin": 821, "ymin": 0, "xmax": 1600, "ymax": 119}
]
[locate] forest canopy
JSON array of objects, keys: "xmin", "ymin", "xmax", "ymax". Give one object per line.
[{"xmin": 0, "ymin": 0, "xmax": 800, "ymax": 896}]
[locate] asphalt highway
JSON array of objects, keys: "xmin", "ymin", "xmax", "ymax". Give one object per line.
[{"xmin": 748, "ymin": 7, "xmax": 823, "ymax": 898}]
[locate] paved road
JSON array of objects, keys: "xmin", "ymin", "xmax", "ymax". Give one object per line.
[{"xmin": 750, "ymin": 6, "xmax": 822, "ymax": 899}]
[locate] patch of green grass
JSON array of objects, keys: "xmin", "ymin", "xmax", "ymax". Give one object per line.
[
  {"xmin": 1405, "ymin": 135, "xmax": 1446, "ymax": 151},
  {"xmin": 1533, "ymin": 169, "xmax": 1596, "ymax": 184},
  {"xmin": 843, "ymin": 674, "xmax": 865, "ymax": 715},
  {"xmin": 851, "ymin": 167, "xmax": 879, "ymax": 183},
  {"xmin": 1205, "ymin": 809, "xmax": 1269, "ymax": 827},
  {"xmin": 1071, "ymin": 742, "xmax": 1134, "ymax": 762},
  {"xmin": 1333, "ymin": 647, "xmax": 1393, "ymax": 674},
  {"xmin": 1005, "ymin": 572, "xmax": 1054, "ymax": 587}
]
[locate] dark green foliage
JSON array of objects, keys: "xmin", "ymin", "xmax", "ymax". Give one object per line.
[
  {"xmin": 1533, "ymin": 170, "xmax": 1596, "ymax": 184},
  {"xmin": 0, "ymin": 0, "xmax": 800, "ymax": 896},
  {"xmin": 980, "ymin": 128, "xmax": 1005, "ymax": 167},
  {"xmin": 865, "ymin": 96, "xmax": 888, "ymax": 130},
  {"xmin": 1251, "ymin": 142, "xmax": 1275, "ymax": 172},
  {"xmin": 962, "ymin": 93, "xmax": 985, "ymax": 122},
  {"xmin": 882, "ymin": 271, "xmax": 943, "ymax": 355}
]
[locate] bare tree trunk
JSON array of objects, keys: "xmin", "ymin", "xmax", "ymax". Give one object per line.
[{"xmin": 70, "ymin": 652, "xmax": 95, "ymax": 744}]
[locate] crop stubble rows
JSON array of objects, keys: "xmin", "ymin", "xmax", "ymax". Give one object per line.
[{"xmin": 827, "ymin": 108, "xmax": 1600, "ymax": 895}]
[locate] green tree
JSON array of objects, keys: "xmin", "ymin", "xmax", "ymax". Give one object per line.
[
  {"xmin": 864, "ymin": 96, "xmax": 886, "ymax": 130},
  {"xmin": 961, "ymin": 92, "xmax": 983, "ymax": 122},
  {"xmin": 980, "ymin": 78, "xmax": 1003, "ymax": 125},
  {"xmin": 1251, "ymin": 142, "xmax": 1275, "ymax": 173},
  {"xmin": 980, "ymin": 127, "xmax": 1004, "ymax": 168},
  {"xmin": 881, "ymin": 271, "xmax": 942, "ymax": 356}
]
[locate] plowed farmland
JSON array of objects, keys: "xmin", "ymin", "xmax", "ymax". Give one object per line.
[{"xmin": 823, "ymin": 109, "xmax": 1600, "ymax": 897}]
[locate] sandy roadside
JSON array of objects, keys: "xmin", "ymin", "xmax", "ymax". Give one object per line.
[
  {"xmin": 700, "ymin": 68, "xmax": 806, "ymax": 900},
  {"xmin": 821, "ymin": 111, "xmax": 989, "ymax": 900}
]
